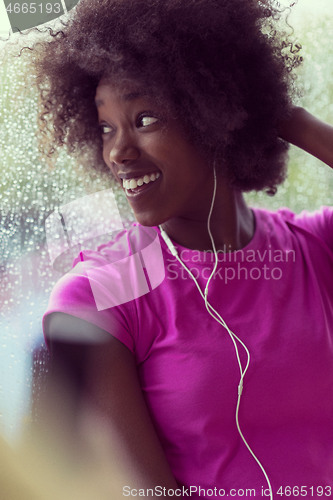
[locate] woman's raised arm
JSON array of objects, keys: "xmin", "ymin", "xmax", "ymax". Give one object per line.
[{"xmin": 279, "ymin": 106, "xmax": 333, "ymax": 169}]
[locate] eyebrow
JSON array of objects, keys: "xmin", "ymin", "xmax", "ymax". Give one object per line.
[
  {"xmin": 123, "ymin": 91, "xmax": 146, "ymax": 100},
  {"xmin": 95, "ymin": 91, "xmax": 146, "ymax": 108}
]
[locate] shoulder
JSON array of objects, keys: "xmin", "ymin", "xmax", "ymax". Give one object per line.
[
  {"xmin": 43, "ymin": 224, "xmax": 162, "ymax": 350},
  {"xmin": 253, "ymin": 206, "xmax": 333, "ymax": 250},
  {"xmin": 47, "ymin": 223, "xmax": 161, "ymax": 305}
]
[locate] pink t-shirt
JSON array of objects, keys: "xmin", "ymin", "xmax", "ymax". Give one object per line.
[{"xmin": 43, "ymin": 207, "xmax": 333, "ymax": 498}]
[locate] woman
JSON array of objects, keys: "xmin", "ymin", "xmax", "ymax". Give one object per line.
[{"xmin": 35, "ymin": 0, "xmax": 333, "ymax": 498}]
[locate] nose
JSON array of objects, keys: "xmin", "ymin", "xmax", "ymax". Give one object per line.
[{"xmin": 108, "ymin": 130, "xmax": 140, "ymax": 165}]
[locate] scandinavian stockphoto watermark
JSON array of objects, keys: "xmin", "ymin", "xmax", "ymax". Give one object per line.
[
  {"xmin": 3, "ymin": 0, "xmax": 79, "ymax": 32},
  {"xmin": 165, "ymin": 246, "xmax": 296, "ymax": 283},
  {"xmin": 44, "ymin": 189, "xmax": 296, "ymax": 309}
]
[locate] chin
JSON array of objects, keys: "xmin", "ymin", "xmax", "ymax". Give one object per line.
[{"xmin": 133, "ymin": 210, "xmax": 167, "ymax": 228}]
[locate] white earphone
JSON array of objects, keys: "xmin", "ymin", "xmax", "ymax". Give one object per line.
[{"xmin": 159, "ymin": 166, "xmax": 273, "ymax": 500}]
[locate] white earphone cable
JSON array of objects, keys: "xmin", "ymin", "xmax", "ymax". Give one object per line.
[{"xmin": 159, "ymin": 166, "xmax": 273, "ymax": 500}]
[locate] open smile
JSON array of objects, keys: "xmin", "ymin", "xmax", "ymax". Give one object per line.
[{"xmin": 122, "ymin": 171, "xmax": 161, "ymax": 198}]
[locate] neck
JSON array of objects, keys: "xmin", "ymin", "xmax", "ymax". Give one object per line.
[{"xmin": 161, "ymin": 180, "xmax": 254, "ymax": 252}]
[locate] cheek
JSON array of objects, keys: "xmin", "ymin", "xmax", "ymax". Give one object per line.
[
  {"xmin": 101, "ymin": 143, "xmax": 119, "ymax": 181},
  {"xmin": 102, "ymin": 142, "xmax": 110, "ymax": 166}
]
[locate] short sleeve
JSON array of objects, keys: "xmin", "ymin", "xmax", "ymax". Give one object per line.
[
  {"xmin": 42, "ymin": 267, "xmax": 136, "ymax": 352},
  {"xmin": 42, "ymin": 223, "xmax": 163, "ymax": 352},
  {"xmin": 278, "ymin": 206, "xmax": 333, "ymax": 251}
]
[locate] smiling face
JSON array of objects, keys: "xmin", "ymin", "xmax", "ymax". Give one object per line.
[{"xmin": 95, "ymin": 80, "xmax": 215, "ymax": 227}]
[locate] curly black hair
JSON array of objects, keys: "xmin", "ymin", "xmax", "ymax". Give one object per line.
[{"xmin": 31, "ymin": 0, "xmax": 302, "ymax": 193}]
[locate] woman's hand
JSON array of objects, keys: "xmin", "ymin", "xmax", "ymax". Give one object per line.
[{"xmin": 278, "ymin": 106, "xmax": 333, "ymax": 169}]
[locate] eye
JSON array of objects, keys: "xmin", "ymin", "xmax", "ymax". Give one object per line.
[
  {"xmin": 99, "ymin": 123, "xmax": 114, "ymax": 135},
  {"xmin": 137, "ymin": 114, "xmax": 159, "ymax": 128}
]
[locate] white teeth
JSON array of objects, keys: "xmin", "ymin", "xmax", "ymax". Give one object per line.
[{"xmin": 122, "ymin": 172, "xmax": 160, "ymax": 191}]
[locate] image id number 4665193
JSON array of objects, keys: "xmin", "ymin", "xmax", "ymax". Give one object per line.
[
  {"xmin": 5, "ymin": 2, "xmax": 62, "ymax": 14},
  {"xmin": 275, "ymin": 485, "xmax": 332, "ymax": 497},
  {"xmin": 2, "ymin": 0, "xmax": 79, "ymax": 32}
]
